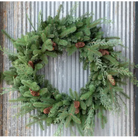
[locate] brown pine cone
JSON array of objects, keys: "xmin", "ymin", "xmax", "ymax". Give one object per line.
[
  {"xmin": 99, "ymin": 49, "xmax": 109, "ymax": 56},
  {"xmin": 14, "ymin": 75, "xmax": 17, "ymax": 78},
  {"xmin": 74, "ymin": 101, "xmax": 80, "ymax": 108},
  {"xmin": 75, "ymin": 42, "xmax": 85, "ymax": 48},
  {"xmin": 52, "ymin": 42, "xmax": 57, "ymax": 47},
  {"xmin": 28, "ymin": 61, "xmax": 34, "ymax": 69},
  {"xmin": 75, "ymin": 108, "xmax": 79, "ymax": 114},
  {"xmin": 107, "ymin": 74, "xmax": 115, "ymax": 86},
  {"xmin": 30, "ymin": 89, "xmax": 40, "ymax": 96},
  {"xmin": 52, "ymin": 41, "xmax": 57, "ymax": 51},
  {"xmin": 43, "ymin": 107, "xmax": 52, "ymax": 114}
]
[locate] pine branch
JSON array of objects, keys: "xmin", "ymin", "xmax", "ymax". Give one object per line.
[
  {"xmin": 103, "ymin": 55, "xmax": 119, "ymax": 66},
  {"xmin": 2, "ymin": 29, "xmax": 16, "ymax": 42},
  {"xmin": 56, "ymin": 5, "xmax": 62, "ymax": 20},
  {"xmin": 113, "ymin": 67, "xmax": 133, "ymax": 77},
  {"xmin": 76, "ymin": 123, "xmax": 84, "ymax": 136},
  {"xmin": 54, "ymin": 120, "xmax": 64, "ymax": 136},
  {"xmin": 99, "ymin": 88, "xmax": 112, "ymax": 110},
  {"xmin": 26, "ymin": 14, "xmax": 36, "ymax": 31},
  {"xmin": 26, "ymin": 116, "xmax": 47, "ymax": 127},
  {"xmin": 84, "ymin": 106, "xmax": 95, "ymax": 136},
  {"xmin": 13, "ymin": 107, "xmax": 34, "ymax": 118},
  {"xmin": 60, "ymin": 26, "xmax": 76, "ymax": 38}
]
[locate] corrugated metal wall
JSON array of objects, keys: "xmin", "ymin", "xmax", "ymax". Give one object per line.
[
  {"xmin": 1, "ymin": 1, "xmax": 135, "ymax": 136},
  {"xmin": 0, "ymin": 2, "xmax": 3, "ymax": 136}
]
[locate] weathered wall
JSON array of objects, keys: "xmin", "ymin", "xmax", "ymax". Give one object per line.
[
  {"xmin": 0, "ymin": 2, "xmax": 3, "ymax": 136},
  {"xmin": 1, "ymin": 1, "xmax": 135, "ymax": 136}
]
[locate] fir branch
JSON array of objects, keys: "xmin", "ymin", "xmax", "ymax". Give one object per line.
[
  {"xmin": 38, "ymin": 11, "xmax": 43, "ymax": 31},
  {"xmin": 99, "ymin": 88, "xmax": 112, "ymax": 110},
  {"xmin": 98, "ymin": 108, "xmax": 107, "ymax": 129},
  {"xmin": 26, "ymin": 14, "xmax": 36, "ymax": 32},
  {"xmin": 0, "ymin": 87, "xmax": 17, "ymax": 95},
  {"xmin": 56, "ymin": 5, "xmax": 63, "ymax": 19},
  {"xmin": 26, "ymin": 116, "xmax": 47, "ymax": 127},
  {"xmin": 2, "ymin": 29, "xmax": 16, "ymax": 42},
  {"xmin": 110, "ymin": 67, "xmax": 133, "ymax": 77},
  {"xmin": 94, "ymin": 57, "xmax": 108, "ymax": 85},
  {"xmin": 103, "ymin": 55, "xmax": 119, "ymax": 66},
  {"xmin": 54, "ymin": 120, "xmax": 64, "ymax": 136},
  {"xmin": 104, "ymin": 36, "xmax": 120, "ymax": 39},
  {"xmin": 10, "ymin": 103, "xmax": 31, "ymax": 109},
  {"xmin": 84, "ymin": 106, "xmax": 95, "ymax": 136},
  {"xmin": 0, "ymin": 45, "xmax": 15, "ymax": 56},
  {"xmin": 13, "ymin": 106, "xmax": 34, "ymax": 118},
  {"xmin": 76, "ymin": 124, "xmax": 84, "ymax": 136}
]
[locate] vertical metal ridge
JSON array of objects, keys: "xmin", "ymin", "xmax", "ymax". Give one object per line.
[
  {"xmin": 2, "ymin": 2, "xmax": 6, "ymax": 136},
  {"xmin": 0, "ymin": 2, "xmax": 3, "ymax": 136}
]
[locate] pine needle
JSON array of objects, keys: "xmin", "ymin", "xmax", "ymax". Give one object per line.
[
  {"xmin": 1, "ymin": 29, "xmax": 16, "ymax": 42},
  {"xmin": 26, "ymin": 14, "xmax": 36, "ymax": 32}
]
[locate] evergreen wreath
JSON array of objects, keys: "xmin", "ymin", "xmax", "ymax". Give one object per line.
[{"xmin": 0, "ymin": 5, "xmax": 138, "ymax": 136}]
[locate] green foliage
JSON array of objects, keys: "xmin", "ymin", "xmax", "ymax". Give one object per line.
[
  {"xmin": 80, "ymin": 101, "xmax": 86, "ymax": 110},
  {"xmin": 80, "ymin": 91, "xmax": 93, "ymax": 100},
  {"xmin": 110, "ymin": 67, "xmax": 133, "ymax": 77},
  {"xmin": 66, "ymin": 45, "xmax": 77, "ymax": 56},
  {"xmin": 45, "ymin": 51, "xmax": 57, "ymax": 57},
  {"xmin": 2, "ymin": 29, "xmax": 15, "ymax": 42},
  {"xmin": 26, "ymin": 115, "xmax": 47, "ymax": 129},
  {"xmin": 39, "ymin": 88, "xmax": 48, "ymax": 95},
  {"xmin": 80, "ymin": 85, "xmax": 95, "ymax": 100},
  {"xmin": 103, "ymin": 55, "xmax": 119, "ymax": 66},
  {"xmin": 84, "ymin": 106, "xmax": 95, "ymax": 135},
  {"xmin": 76, "ymin": 124, "xmax": 84, "ymax": 136},
  {"xmin": 40, "ymin": 55, "xmax": 48, "ymax": 64},
  {"xmin": 48, "ymin": 102, "xmax": 63, "ymax": 117},
  {"xmin": 21, "ymin": 80, "xmax": 40, "ymax": 91},
  {"xmin": 58, "ymin": 39, "xmax": 68, "ymax": 46},
  {"xmin": 60, "ymin": 26, "xmax": 76, "ymax": 38},
  {"xmin": 27, "ymin": 14, "xmax": 36, "ymax": 31},
  {"xmin": 65, "ymin": 116, "xmax": 72, "ymax": 128},
  {"xmin": 71, "ymin": 114, "xmax": 81, "ymax": 124},
  {"xmin": 54, "ymin": 120, "xmax": 64, "ymax": 136},
  {"xmin": 42, "ymin": 39, "xmax": 53, "ymax": 52},
  {"xmin": 99, "ymin": 88, "xmax": 113, "ymax": 110},
  {"xmin": 88, "ymin": 18, "xmax": 102, "ymax": 29},
  {"xmin": 33, "ymin": 102, "xmax": 51, "ymax": 107},
  {"xmin": 98, "ymin": 107, "xmax": 107, "ymax": 129},
  {"xmin": 9, "ymin": 96, "xmax": 29, "ymax": 102}
]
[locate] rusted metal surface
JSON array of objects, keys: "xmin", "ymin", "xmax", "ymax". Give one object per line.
[
  {"xmin": 1, "ymin": 1, "xmax": 135, "ymax": 136},
  {"xmin": 0, "ymin": 2, "xmax": 3, "ymax": 136}
]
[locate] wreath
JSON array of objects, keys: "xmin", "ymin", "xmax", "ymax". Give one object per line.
[{"xmin": 1, "ymin": 5, "xmax": 137, "ymax": 136}]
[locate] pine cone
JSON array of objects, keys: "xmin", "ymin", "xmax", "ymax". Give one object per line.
[
  {"xmin": 107, "ymin": 74, "xmax": 115, "ymax": 86},
  {"xmin": 14, "ymin": 75, "xmax": 17, "ymax": 78},
  {"xmin": 75, "ymin": 108, "xmax": 79, "ymax": 114},
  {"xmin": 28, "ymin": 61, "xmax": 34, "ymax": 69},
  {"xmin": 43, "ymin": 107, "xmax": 52, "ymax": 114},
  {"xmin": 74, "ymin": 101, "xmax": 80, "ymax": 108},
  {"xmin": 52, "ymin": 42, "xmax": 57, "ymax": 47},
  {"xmin": 99, "ymin": 49, "xmax": 109, "ymax": 56},
  {"xmin": 75, "ymin": 42, "xmax": 85, "ymax": 48},
  {"xmin": 52, "ymin": 41, "xmax": 57, "ymax": 51},
  {"xmin": 30, "ymin": 89, "xmax": 40, "ymax": 96}
]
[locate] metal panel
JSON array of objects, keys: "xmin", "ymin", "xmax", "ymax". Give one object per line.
[
  {"xmin": 0, "ymin": 2, "xmax": 4, "ymax": 136},
  {"xmin": 135, "ymin": 2, "xmax": 138, "ymax": 136},
  {"xmin": 1, "ymin": 1, "xmax": 135, "ymax": 136}
]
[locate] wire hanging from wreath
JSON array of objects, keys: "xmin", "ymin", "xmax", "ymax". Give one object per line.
[{"xmin": 0, "ymin": 4, "xmax": 138, "ymax": 136}]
